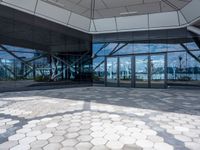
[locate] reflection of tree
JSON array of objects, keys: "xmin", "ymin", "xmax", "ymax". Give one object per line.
[
  {"xmin": 177, "ymin": 55, "xmax": 186, "ymax": 73},
  {"xmin": 120, "ymin": 63, "xmax": 131, "ymax": 80},
  {"xmin": 150, "ymin": 59, "xmax": 155, "ymax": 74},
  {"xmin": 150, "ymin": 58, "xmax": 165, "ymax": 80},
  {"xmin": 150, "ymin": 59, "xmax": 163, "ymax": 75},
  {"xmin": 179, "ymin": 56, "xmax": 183, "ymax": 70}
]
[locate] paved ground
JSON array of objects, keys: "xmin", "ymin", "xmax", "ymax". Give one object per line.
[
  {"xmin": 0, "ymin": 87, "xmax": 200, "ymax": 150},
  {"xmin": 0, "ymin": 80, "xmax": 91, "ymax": 92}
]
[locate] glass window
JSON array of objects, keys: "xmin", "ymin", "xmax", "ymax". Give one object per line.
[
  {"xmin": 183, "ymin": 42, "xmax": 199, "ymax": 50},
  {"xmin": 93, "ymin": 57, "xmax": 104, "ymax": 69},
  {"xmin": 93, "ymin": 43, "xmax": 104, "ymax": 56},
  {"xmin": 168, "ymin": 52, "xmax": 188, "ymax": 84},
  {"xmin": 3, "ymin": 45, "xmax": 36, "ymax": 53},
  {"xmin": 135, "ymin": 55, "xmax": 148, "ymax": 88},
  {"xmin": 167, "ymin": 44, "xmax": 184, "ymax": 52},
  {"xmin": 107, "ymin": 57, "xmax": 118, "ymax": 86},
  {"xmin": 119, "ymin": 56, "xmax": 132, "ymax": 87},
  {"xmin": 104, "ymin": 43, "xmax": 119, "ymax": 56},
  {"xmin": 186, "ymin": 52, "xmax": 200, "ymax": 82},
  {"xmin": 93, "ymin": 62, "xmax": 105, "ymax": 84},
  {"xmin": 114, "ymin": 44, "xmax": 133, "ymax": 55},
  {"xmin": 134, "ymin": 43, "xmax": 149, "ymax": 54},
  {"xmin": 149, "ymin": 43, "xmax": 167, "ymax": 53}
]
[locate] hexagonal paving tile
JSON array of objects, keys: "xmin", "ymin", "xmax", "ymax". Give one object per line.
[
  {"xmin": 91, "ymin": 138, "xmax": 108, "ymax": 145},
  {"xmin": 91, "ymin": 131, "xmax": 105, "ymax": 138},
  {"xmin": 154, "ymin": 142, "xmax": 174, "ymax": 150},
  {"xmin": 104, "ymin": 133, "xmax": 120, "ymax": 141},
  {"xmin": 8, "ymin": 134, "xmax": 25, "ymax": 141},
  {"xmin": 119, "ymin": 136, "xmax": 136, "ymax": 145},
  {"xmin": 91, "ymin": 145, "xmax": 109, "ymax": 150},
  {"xmin": 62, "ymin": 139, "xmax": 78, "ymax": 147},
  {"xmin": 65, "ymin": 133, "xmax": 79, "ymax": 139},
  {"xmin": 185, "ymin": 142, "xmax": 200, "ymax": 150},
  {"xmin": 30, "ymin": 140, "xmax": 48, "ymax": 148},
  {"xmin": 37, "ymin": 133, "xmax": 53, "ymax": 140},
  {"xmin": 48, "ymin": 135, "xmax": 64, "ymax": 143},
  {"xmin": 106, "ymin": 141, "xmax": 124, "ymax": 149},
  {"xmin": 136, "ymin": 140, "xmax": 154, "ymax": 148},
  {"xmin": 43, "ymin": 143, "xmax": 62, "ymax": 150},
  {"xmin": 10, "ymin": 144, "xmax": 30, "ymax": 150},
  {"xmin": 77, "ymin": 135, "xmax": 92, "ymax": 142},
  {"xmin": 123, "ymin": 144, "xmax": 142, "ymax": 150},
  {"xmin": 46, "ymin": 123, "xmax": 59, "ymax": 128},
  {"xmin": 19, "ymin": 136, "xmax": 36, "ymax": 144},
  {"xmin": 0, "ymin": 141, "xmax": 18, "ymax": 149},
  {"xmin": 75, "ymin": 142, "xmax": 93, "ymax": 150},
  {"xmin": 1, "ymin": 86, "xmax": 200, "ymax": 150},
  {"xmin": 27, "ymin": 130, "xmax": 41, "ymax": 137}
]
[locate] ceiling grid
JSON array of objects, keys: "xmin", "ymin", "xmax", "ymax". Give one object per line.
[{"xmin": 0, "ymin": 0, "xmax": 200, "ymax": 33}]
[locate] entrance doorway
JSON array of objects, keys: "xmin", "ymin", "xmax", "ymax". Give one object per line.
[
  {"xmin": 119, "ymin": 56, "xmax": 132, "ymax": 87},
  {"xmin": 150, "ymin": 55, "xmax": 166, "ymax": 88},
  {"xmin": 135, "ymin": 55, "xmax": 149, "ymax": 88},
  {"xmin": 106, "ymin": 57, "xmax": 118, "ymax": 87},
  {"xmin": 105, "ymin": 54, "xmax": 167, "ymax": 88}
]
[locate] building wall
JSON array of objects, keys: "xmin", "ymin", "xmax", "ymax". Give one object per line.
[
  {"xmin": 93, "ymin": 28, "xmax": 200, "ymax": 88},
  {"xmin": 0, "ymin": 5, "xmax": 93, "ymax": 92}
]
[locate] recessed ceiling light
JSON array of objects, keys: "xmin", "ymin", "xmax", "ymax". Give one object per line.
[
  {"xmin": 47, "ymin": 0, "xmax": 64, "ymax": 7},
  {"xmin": 120, "ymin": 11, "xmax": 138, "ymax": 16}
]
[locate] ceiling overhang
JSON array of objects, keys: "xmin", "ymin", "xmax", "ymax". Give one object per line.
[{"xmin": 0, "ymin": 0, "xmax": 200, "ymax": 34}]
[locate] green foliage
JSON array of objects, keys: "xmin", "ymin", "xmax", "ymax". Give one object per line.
[
  {"xmin": 93, "ymin": 75, "xmax": 100, "ymax": 81},
  {"xmin": 34, "ymin": 76, "xmax": 49, "ymax": 82},
  {"xmin": 178, "ymin": 76, "xmax": 191, "ymax": 81}
]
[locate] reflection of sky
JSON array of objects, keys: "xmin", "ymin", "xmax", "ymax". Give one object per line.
[
  {"xmin": 183, "ymin": 42, "xmax": 199, "ymax": 50},
  {"xmin": 3, "ymin": 45, "xmax": 36, "ymax": 53},
  {"xmin": 119, "ymin": 57, "xmax": 131, "ymax": 72},
  {"xmin": 92, "ymin": 44, "xmax": 103, "ymax": 54},
  {"xmin": 0, "ymin": 51, "xmax": 14, "ymax": 59},
  {"xmin": 135, "ymin": 56, "xmax": 148, "ymax": 73},
  {"xmin": 134, "ymin": 44, "xmax": 149, "ymax": 53},
  {"xmin": 93, "ymin": 42, "xmax": 199, "ymax": 56},
  {"xmin": 93, "ymin": 42, "xmax": 200, "ymax": 80},
  {"xmin": 115, "ymin": 44, "xmax": 133, "ymax": 55},
  {"xmin": 167, "ymin": 44, "xmax": 184, "ymax": 51},
  {"xmin": 93, "ymin": 57, "xmax": 104, "ymax": 68},
  {"xmin": 0, "ymin": 45, "xmax": 38, "ymax": 59},
  {"xmin": 168, "ymin": 51, "xmax": 200, "ymax": 68},
  {"xmin": 150, "ymin": 44, "xmax": 166, "ymax": 52},
  {"xmin": 0, "ymin": 51, "xmax": 35, "ymax": 59},
  {"xmin": 104, "ymin": 43, "xmax": 119, "ymax": 55}
]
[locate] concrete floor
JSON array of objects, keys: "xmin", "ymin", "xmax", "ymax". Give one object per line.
[{"xmin": 0, "ymin": 87, "xmax": 200, "ymax": 150}]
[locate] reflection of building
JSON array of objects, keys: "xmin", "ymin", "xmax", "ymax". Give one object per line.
[
  {"xmin": 0, "ymin": 1, "xmax": 200, "ymax": 90},
  {"xmin": 93, "ymin": 41, "xmax": 200, "ymax": 88}
]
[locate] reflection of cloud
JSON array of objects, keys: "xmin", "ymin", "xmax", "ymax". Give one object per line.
[
  {"xmin": 183, "ymin": 42, "xmax": 199, "ymax": 50},
  {"xmin": 168, "ymin": 45, "xmax": 182, "ymax": 50},
  {"xmin": 93, "ymin": 42, "xmax": 200, "ymax": 56},
  {"xmin": 134, "ymin": 44, "xmax": 149, "ymax": 52},
  {"xmin": 150, "ymin": 44, "xmax": 167, "ymax": 52}
]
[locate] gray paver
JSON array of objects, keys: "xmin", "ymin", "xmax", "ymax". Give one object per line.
[{"xmin": 0, "ymin": 87, "xmax": 200, "ymax": 150}]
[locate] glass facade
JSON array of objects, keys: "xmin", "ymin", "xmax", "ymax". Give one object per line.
[
  {"xmin": 1, "ymin": 5, "xmax": 200, "ymax": 91},
  {"xmin": 93, "ymin": 30, "xmax": 200, "ymax": 88},
  {"xmin": 0, "ymin": 5, "xmax": 92, "ymax": 92}
]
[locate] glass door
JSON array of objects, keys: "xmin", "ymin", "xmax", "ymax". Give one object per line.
[
  {"xmin": 150, "ymin": 55, "xmax": 166, "ymax": 88},
  {"xmin": 106, "ymin": 57, "xmax": 118, "ymax": 86},
  {"xmin": 135, "ymin": 55, "xmax": 149, "ymax": 88},
  {"xmin": 119, "ymin": 56, "xmax": 132, "ymax": 87}
]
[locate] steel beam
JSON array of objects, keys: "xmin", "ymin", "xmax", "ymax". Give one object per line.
[
  {"xmin": 0, "ymin": 45, "xmax": 33, "ymax": 69},
  {"xmin": 0, "ymin": 60, "xmax": 15, "ymax": 77},
  {"xmin": 181, "ymin": 43, "xmax": 200, "ymax": 63}
]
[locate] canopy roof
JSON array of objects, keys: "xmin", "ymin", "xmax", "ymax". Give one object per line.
[
  {"xmin": 0, "ymin": 0, "xmax": 200, "ymax": 33},
  {"xmin": 45, "ymin": 0, "xmax": 191, "ymax": 19}
]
